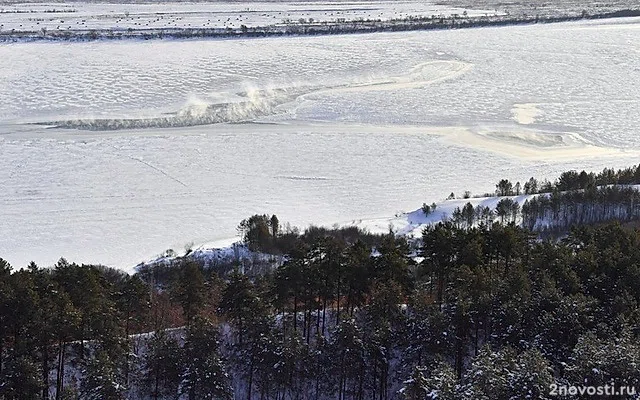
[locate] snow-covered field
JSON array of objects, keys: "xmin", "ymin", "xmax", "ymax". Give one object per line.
[
  {"xmin": 1, "ymin": 15, "xmax": 639, "ymax": 270},
  {"xmin": 0, "ymin": 0, "xmax": 498, "ymax": 34}
]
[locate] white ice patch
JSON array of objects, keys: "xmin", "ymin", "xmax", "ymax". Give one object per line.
[{"xmin": 512, "ymin": 103, "xmax": 541, "ymax": 125}]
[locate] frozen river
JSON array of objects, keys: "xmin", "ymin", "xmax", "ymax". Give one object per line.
[{"xmin": 1, "ymin": 16, "xmax": 639, "ymax": 270}]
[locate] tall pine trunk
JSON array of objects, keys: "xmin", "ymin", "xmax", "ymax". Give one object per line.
[
  {"xmin": 293, "ymin": 294, "xmax": 298, "ymax": 333},
  {"xmin": 55, "ymin": 341, "xmax": 66, "ymax": 400},
  {"xmin": 42, "ymin": 342, "xmax": 49, "ymax": 400},
  {"xmin": 316, "ymin": 303, "xmax": 321, "ymax": 336},
  {"xmin": 302, "ymin": 298, "xmax": 307, "ymax": 339},
  {"xmin": 322, "ymin": 297, "xmax": 327, "ymax": 336},
  {"xmin": 336, "ymin": 279, "xmax": 341, "ymax": 325},
  {"xmin": 153, "ymin": 363, "xmax": 159, "ymax": 400},
  {"xmin": 247, "ymin": 352, "xmax": 254, "ymax": 400},
  {"xmin": 306, "ymin": 308, "xmax": 312, "ymax": 343}
]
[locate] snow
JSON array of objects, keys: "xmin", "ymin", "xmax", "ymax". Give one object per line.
[
  {"xmin": 342, "ymin": 194, "xmax": 539, "ymax": 238},
  {"xmin": 511, "ymin": 103, "xmax": 541, "ymax": 125},
  {"xmin": 0, "ymin": 1, "xmax": 501, "ymax": 35},
  {"xmin": 1, "ymin": 16, "xmax": 639, "ymax": 271}
]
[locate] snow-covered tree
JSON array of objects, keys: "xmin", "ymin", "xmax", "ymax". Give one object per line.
[
  {"xmin": 180, "ymin": 317, "xmax": 232, "ymax": 400},
  {"xmin": 140, "ymin": 329, "xmax": 181, "ymax": 400},
  {"xmin": 329, "ymin": 319, "xmax": 367, "ymax": 400},
  {"xmin": 0, "ymin": 354, "xmax": 43, "ymax": 400},
  {"xmin": 533, "ymin": 293, "xmax": 597, "ymax": 364},
  {"xmin": 566, "ymin": 330, "xmax": 640, "ymax": 390},
  {"xmin": 173, "ymin": 261, "xmax": 206, "ymax": 324},
  {"xmin": 402, "ymin": 362, "xmax": 458, "ymax": 400},
  {"xmin": 400, "ymin": 366, "xmax": 430, "ymax": 400},
  {"xmin": 272, "ymin": 335, "xmax": 311, "ymax": 399},
  {"xmin": 80, "ymin": 349, "xmax": 126, "ymax": 400},
  {"xmin": 458, "ymin": 346, "xmax": 554, "ymax": 400},
  {"xmin": 400, "ymin": 304, "xmax": 453, "ymax": 371},
  {"xmin": 424, "ymin": 361, "xmax": 457, "ymax": 400},
  {"xmin": 400, "ymin": 362, "xmax": 456, "ymax": 400}
]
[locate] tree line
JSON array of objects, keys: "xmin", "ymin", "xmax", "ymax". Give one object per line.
[
  {"xmin": 447, "ymin": 165, "xmax": 640, "ymax": 233},
  {"xmin": 4, "ymin": 9, "xmax": 640, "ymax": 43},
  {"xmin": 493, "ymin": 164, "xmax": 640, "ymax": 197}
]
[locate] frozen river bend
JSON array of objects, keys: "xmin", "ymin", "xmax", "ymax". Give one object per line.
[{"xmin": 1, "ymin": 17, "xmax": 639, "ymax": 270}]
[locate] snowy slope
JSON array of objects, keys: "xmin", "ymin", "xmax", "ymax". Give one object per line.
[
  {"xmin": 344, "ymin": 194, "xmax": 538, "ymax": 238},
  {"xmin": 145, "ymin": 193, "xmax": 535, "ymax": 268}
]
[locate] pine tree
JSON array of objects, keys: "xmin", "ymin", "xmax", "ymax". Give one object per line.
[
  {"xmin": 53, "ymin": 261, "xmax": 113, "ymax": 360},
  {"xmin": 421, "ymin": 222, "xmax": 457, "ymax": 307},
  {"xmin": 495, "ymin": 179, "xmax": 514, "ymax": 196},
  {"xmin": 567, "ymin": 329, "xmax": 640, "ymax": 390},
  {"xmin": 508, "ymin": 348, "xmax": 555, "ymax": 400},
  {"xmin": 30, "ymin": 264, "xmax": 60, "ymax": 399},
  {"xmin": 423, "ymin": 361, "xmax": 457, "ymax": 400},
  {"xmin": 237, "ymin": 214, "xmax": 277, "ymax": 252},
  {"xmin": 400, "ymin": 303, "xmax": 453, "ymax": 371},
  {"xmin": 117, "ymin": 275, "xmax": 150, "ymax": 337},
  {"xmin": 228, "ymin": 310, "xmax": 279, "ymax": 400},
  {"xmin": 140, "ymin": 329, "xmax": 181, "ymax": 400},
  {"xmin": 219, "ymin": 271, "xmax": 263, "ymax": 344},
  {"xmin": 400, "ymin": 362, "xmax": 457, "ymax": 400},
  {"xmin": 533, "ymin": 293, "xmax": 597, "ymax": 364},
  {"xmin": 308, "ymin": 335, "xmax": 332, "ymax": 399},
  {"xmin": 458, "ymin": 346, "xmax": 553, "ymax": 400},
  {"xmin": 400, "ymin": 366, "xmax": 429, "ymax": 400},
  {"xmin": 174, "ymin": 261, "xmax": 206, "ymax": 324},
  {"xmin": 343, "ymin": 240, "xmax": 372, "ymax": 318},
  {"xmin": 7, "ymin": 269, "xmax": 40, "ymax": 357},
  {"xmin": 180, "ymin": 317, "xmax": 232, "ymax": 400},
  {"xmin": 0, "ymin": 354, "xmax": 44, "ymax": 400},
  {"xmin": 329, "ymin": 319, "xmax": 366, "ymax": 400},
  {"xmin": 270, "ymin": 214, "xmax": 280, "ymax": 239},
  {"xmin": 276, "ymin": 335, "xmax": 311, "ymax": 399},
  {"xmin": 51, "ymin": 291, "xmax": 80, "ymax": 400},
  {"xmin": 0, "ymin": 258, "xmax": 13, "ymax": 377},
  {"xmin": 80, "ymin": 350, "xmax": 126, "ymax": 400},
  {"xmin": 523, "ymin": 177, "xmax": 538, "ymax": 194},
  {"xmin": 374, "ymin": 234, "xmax": 414, "ymax": 298}
]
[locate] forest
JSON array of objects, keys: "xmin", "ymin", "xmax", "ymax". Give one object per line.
[
  {"xmin": 1, "ymin": 165, "xmax": 640, "ymax": 399},
  {"xmin": 449, "ymin": 165, "xmax": 640, "ymax": 234}
]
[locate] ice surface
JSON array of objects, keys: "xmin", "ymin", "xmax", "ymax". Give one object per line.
[{"xmin": 0, "ymin": 16, "xmax": 639, "ymax": 270}]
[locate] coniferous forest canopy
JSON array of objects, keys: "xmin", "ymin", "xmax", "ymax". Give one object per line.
[{"xmin": 2, "ymin": 166, "xmax": 640, "ymax": 399}]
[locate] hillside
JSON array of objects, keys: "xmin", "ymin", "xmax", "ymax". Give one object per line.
[{"xmin": 2, "ymin": 165, "xmax": 640, "ymax": 399}]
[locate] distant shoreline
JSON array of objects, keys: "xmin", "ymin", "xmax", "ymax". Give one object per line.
[{"xmin": 1, "ymin": 9, "xmax": 639, "ymax": 42}]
